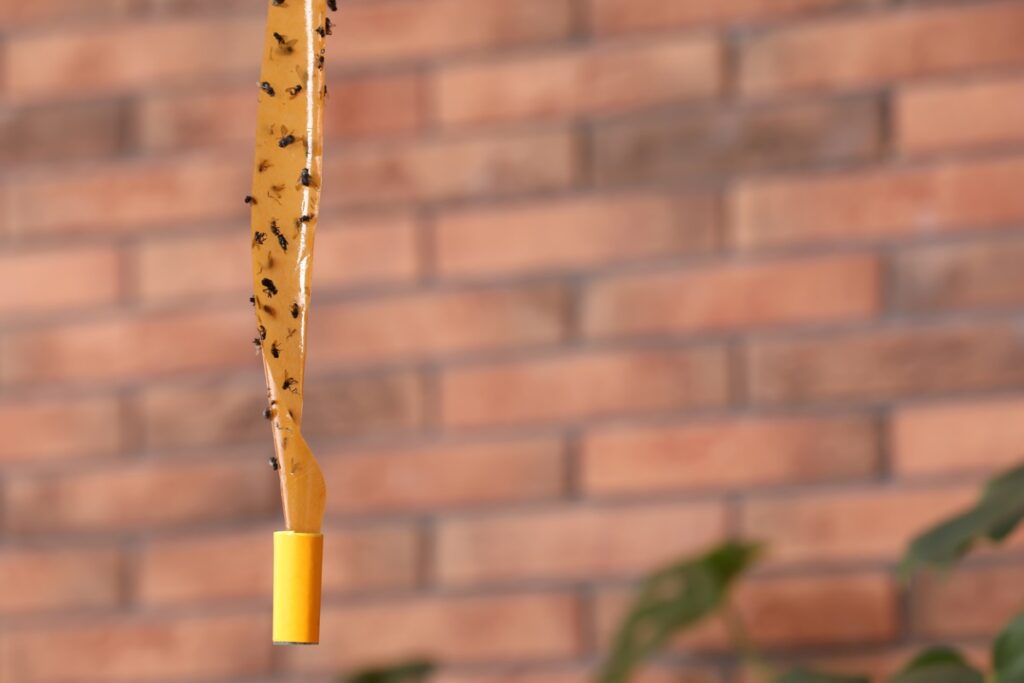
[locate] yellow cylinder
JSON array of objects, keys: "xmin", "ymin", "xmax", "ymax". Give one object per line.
[{"xmin": 272, "ymin": 531, "xmax": 323, "ymax": 645}]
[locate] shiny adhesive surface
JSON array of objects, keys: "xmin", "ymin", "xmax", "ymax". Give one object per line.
[{"xmin": 250, "ymin": 0, "xmax": 328, "ymax": 533}]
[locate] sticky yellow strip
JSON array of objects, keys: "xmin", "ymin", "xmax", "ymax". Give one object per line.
[{"xmin": 273, "ymin": 530, "xmax": 324, "ymax": 645}]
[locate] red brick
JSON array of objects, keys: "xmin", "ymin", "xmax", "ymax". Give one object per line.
[
  {"xmin": 136, "ymin": 214, "xmax": 418, "ymax": 303},
  {"xmin": 741, "ymin": 485, "xmax": 975, "ymax": 565},
  {"xmin": 436, "ymin": 502, "xmax": 724, "ymax": 585},
  {"xmin": 137, "ymin": 74, "xmax": 422, "ymax": 151},
  {"xmin": 436, "ymin": 193, "xmax": 717, "ymax": 278},
  {"xmin": 284, "ymin": 593, "xmax": 580, "ymax": 670},
  {"xmin": 749, "ymin": 324, "xmax": 1024, "ymax": 405},
  {"xmin": 310, "ymin": 285, "xmax": 567, "ymax": 367},
  {"xmin": 139, "ymin": 371, "xmax": 423, "ymax": 450},
  {"xmin": 323, "ymin": 74, "xmax": 424, "ymax": 140},
  {"xmin": 0, "ymin": 246, "xmax": 119, "ymax": 320},
  {"xmin": 892, "ymin": 396, "xmax": 1024, "ymax": 477},
  {"xmin": 324, "ymin": 438, "xmax": 565, "ymax": 514},
  {"xmin": 595, "ymin": 573, "xmax": 897, "ymax": 651},
  {"xmin": 1, "ymin": 308, "xmax": 251, "ymax": 386},
  {"xmin": 147, "ymin": 0, "xmax": 260, "ymax": 14},
  {"xmin": 325, "ymin": 130, "xmax": 577, "ymax": 207},
  {"xmin": 590, "ymin": 0, "xmax": 860, "ymax": 35},
  {"xmin": 893, "ymin": 237, "xmax": 1024, "ymax": 313},
  {"xmin": 137, "ymin": 525, "xmax": 417, "ymax": 606},
  {"xmin": 593, "ymin": 98, "xmax": 881, "ymax": 185},
  {"xmin": 436, "ymin": 37, "xmax": 720, "ymax": 127},
  {"xmin": 897, "ymin": 76, "xmax": 1024, "ymax": 154},
  {"xmin": 4, "ymin": 459, "xmax": 276, "ymax": 534},
  {"xmin": 584, "ymin": 254, "xmax": 878, "ymax": 338},
  {"xmin": 441, "ymin": 347, "xmax": 730, "ymax": 428},
  {"xmin": 4, "ymin": 155, "xmax": 247, "ymax": 237},
  {"xmin": 0, "ymin": 547, "xmax": 120, "ymax": 615},
  {"xmin": 0, "ymin": 0, "xmax": 136, "ymax": 26},
  {"xmin": 741, "ymin": 3, "xmax": 1024, "ymax": 96},
  {"xmin": 2, "ymin": 614, "xmax": 271, "ymax": 683},
  {"xmin": 0, "ymin": 396, "xmax": 121, "ymax": 463},
  {"xmin": 732, "ymin": 156, "xmax": 1024, "ymax": 250},
  {"xmin": 913, "ymin": 564, "xmax": 1024, "ymax": 639},
  {"xmin": 0, "ymin": 101, "xmax": 125, "ymax": 163},
  {"xmin": 329, "ymin": 0, "xmax": 572, "ymax": 66},
  {"xmin": 582, "ymin": 415, "xmax": 877, "ymax": 496},
  {"xmin": 3, "ymin": 16, "xmax": 263, "ymax": 103}
]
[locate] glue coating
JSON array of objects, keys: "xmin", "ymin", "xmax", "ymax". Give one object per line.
[{"xmin": 251, "ymin": 0, "xmax": 328, "ymax": 534}]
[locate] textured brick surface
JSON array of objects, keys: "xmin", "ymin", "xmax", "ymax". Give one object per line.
[
  {"xmin": 740, "ymin": 3, "xmax": 1024, "ymax": 96},
  {"xmin": 436, "ymin": 37, "xmax": 721, "ymax": 127},
  {"xmin": 897, "ymin": 76, "xmax": 1024, "ymax": 154},
  {"xmin": 592, "ymin": 98, "xmax": 882, "ymax": 185},
  {"xmin": 583, "ymin": 254, "xmax": 879, "ymax": 337},
  {"xmin": 582, "ymin": 415, "xmax": 878, "ymax": 496},
  {"xmin": 3, "ymin": 0, "xmax": 1024, "ymax": 679},
  {"xmin": 441, "ymin": 347, "xmax": 730, "ymax": 428},
  {"xmin": 436, "ymin": 193, "xmax": 718, "ymax": 277},
  {"xmin": 436, "ymin": 502, "xmax": 725, "ymax": 585}
]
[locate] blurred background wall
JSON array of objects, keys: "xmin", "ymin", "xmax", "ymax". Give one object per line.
[{"xmin": 2, "ymin": 0, "xmax": 1024, "ymax": 681}]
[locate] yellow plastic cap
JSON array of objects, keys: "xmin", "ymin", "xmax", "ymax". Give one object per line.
[{"xmin": 273, "ymin": 531, "xmax": 324, "ymax": 645}]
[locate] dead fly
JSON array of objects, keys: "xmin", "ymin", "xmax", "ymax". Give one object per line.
[
  {"xmin": 261, "ymin": 278, "xmax": 278, "ymax": 297},
  {"xmin": 278, "ymin": 133, "xmax": 296, "ymax": 148},
  {"xmin": 249, "ymin": 295, "xmax": 257, "ymax": 307},
  {"xmin": 299, "ymin": 168, "xmax": 311, "ymax": 186},
  {"xmin": 260, "ymin": 81, "xmax": 275, "ymax": 96},
  {"xmin": 244, "ymin": 195, "xmax": 257, "ymax": 205},
  {"xmin": 270, "ymin": 341, "xmax": 280, "ymax": 358},
  {"xmin": 258, "ymin": 325, "xmax": 267, "ymax": 341},
  {"xmin": 316, "ymin": 48, "xmax": 325, "ymax": 70},
  {"xmin": 299, "ymin": 214, "xmax": 313, "ymax": 223},
  {"xmin": 316, "ymin": 24, "xmax": 326, "ymax": 38},
  {"xmin": 282, "ymin": 376, "xmax": 298, "ymax": 393},
  {"xmin": 257, "ymin": 159, "xmax": 272, "ymax": 173},
  {"xmin": 286, "ymin": 84, "xmax": 303, "ymax": 97},
  {"xmin": 327, "ymin": 0, "xmax": 337, "ymax": 10},
  {"xmin": 325, "ymin": 17, "xmax": 333, "ymax": 35},
  {"xmin": 269, "ymin": 456, "xmax": 279, "ymax": 470},
  {"xmin": 262, "ymin": 304, "xmax": 276, "ymax": 317},
  {"xmin": 273, "ymin": 32, "xmax": 297, "ymax": 54},
  {"xmin": 253, "ymin": 231, "xmax": 266, "ymax": 246},
  {"xmin": 263, "ymin": 404, "xmax": 274, "ymax": 419},
  {"xmin": 272, "ymin": 0, "xmax": 285, "ymax": 5},
  {"xmin": 252, "ymin": 336, "xmax": 262, "ymax": 351},
  {"xmin": 290, "ymin": 302, "xmax": 301, "ymax": 319},
  {"xmin": 271, "ymin": 222, "xmax": 289, "ymax": 251}
]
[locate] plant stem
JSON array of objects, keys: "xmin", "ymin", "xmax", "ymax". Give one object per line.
[{"xmin": 722, "ymin": 601, "xmax": 776, "ymax": 682}]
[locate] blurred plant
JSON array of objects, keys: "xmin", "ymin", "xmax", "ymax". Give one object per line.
[
  {"xmin": 340, "ymin": 660, "xmax": 435, "ymax": 683},
  {"xmin": 598, "ymin": 463, "xmax": 1024, "ymax": 683},
  {"xmin": 336, "ymin": 463, "xmax": 1024, "ymax": 683}
]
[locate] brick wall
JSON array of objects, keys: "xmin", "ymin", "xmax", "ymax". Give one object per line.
[{"xmin": 2, "ymin": 0, "xmax": 1024, "ymax": 681}]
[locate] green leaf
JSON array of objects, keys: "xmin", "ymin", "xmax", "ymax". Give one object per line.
[
  {"xmin": 886, "ymin": 647, "xmax": 983, "ymax": 683},
  {"xmin": 994, "ymin": 614, "xmax": 1024, "ymax": 683},
  {"xmin": 774, "ymin": 668, "xmax": 868, "ymax": 683},
  {"xmin": 902, "ymin": 464, "xmax": 1024, "ymax": 576},
  {"xmin": 340, "ymin": 660, "xmax": 435, "ymax": 683},
  {"xmin": 597, "ymin": 541, "xmax": 762, "ymax": 683}
]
